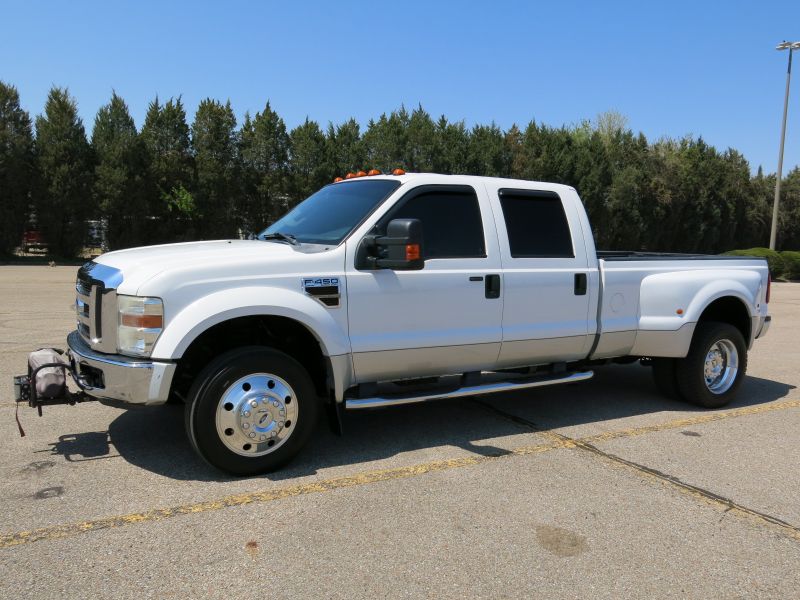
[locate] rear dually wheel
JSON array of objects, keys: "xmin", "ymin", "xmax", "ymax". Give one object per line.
[{"xmin": 674, "ymin": 321, "xmax": 747, "ymax": 409}]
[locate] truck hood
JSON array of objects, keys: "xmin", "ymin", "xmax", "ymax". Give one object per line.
[{"xmin": 95, "ymin": 240, "xmax": 301, "ymax": 295}]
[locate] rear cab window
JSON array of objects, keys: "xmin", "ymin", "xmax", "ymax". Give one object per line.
[{"xmin": 497, "ymin": 189, "xmax": 574, "ymax": 258}]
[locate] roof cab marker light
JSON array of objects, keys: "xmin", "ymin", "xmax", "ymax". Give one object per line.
[
  {"xmin": 392, "ymin": 168, "xmax": 406, "ymax": 175},
  {"xmin": 335, "ymin": 168, "xmax": 391, "ymax": 181}
]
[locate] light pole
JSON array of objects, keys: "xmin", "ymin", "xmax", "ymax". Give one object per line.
[{"xmin": 770, "ymin": 41, "xmax": 800, "ymax": 250}]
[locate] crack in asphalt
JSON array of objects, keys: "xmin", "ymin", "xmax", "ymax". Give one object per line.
[{"xmin": 470, "ymin": 398, "xmax": 800, "ymax": 543}]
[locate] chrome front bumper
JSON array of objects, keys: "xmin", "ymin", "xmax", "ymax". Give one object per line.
[{"xmin": 67, "ymin": 330, "xmax": 175, "ymax": 405}]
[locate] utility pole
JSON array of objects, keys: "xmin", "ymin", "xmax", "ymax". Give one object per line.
[{"xmin": 770, "ymin": 41, "xmax": 800, "ymax": 250}]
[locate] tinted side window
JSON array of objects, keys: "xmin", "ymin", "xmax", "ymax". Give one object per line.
[
  {"xmin": 387, "ymin": 188, "xmax": 486, "ymax": 259},
  {"xmin": 499, "ymin": 190, "xmax": 574, "ymax": 258}
]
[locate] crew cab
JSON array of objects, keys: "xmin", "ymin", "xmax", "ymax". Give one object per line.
[{"xmin": 14, "ymin": 172, "xmax": 772, "ymax": 475}]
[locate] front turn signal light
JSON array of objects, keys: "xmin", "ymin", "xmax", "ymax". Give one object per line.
[{"xmin": 117, "ymin": 295, "xmax": 164, "ymax": 357}]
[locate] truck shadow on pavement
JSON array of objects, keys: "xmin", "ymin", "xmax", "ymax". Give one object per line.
[{"xmin": 45, "ymin": 364, "xmax": 796, "ymax": 482}]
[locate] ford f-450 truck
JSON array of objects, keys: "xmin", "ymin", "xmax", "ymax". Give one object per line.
[{"xmin": 14, "ymin": 172, "xmax": 771, "ymax": 475}]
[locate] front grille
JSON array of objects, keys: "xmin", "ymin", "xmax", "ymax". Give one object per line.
[
  {"xmin": 75, "ymin": 284, "xmax": 99, "ymax": 343},
  {"xmin": 74, "ymin": 261, "xmax": 121, "ymax": 353}
]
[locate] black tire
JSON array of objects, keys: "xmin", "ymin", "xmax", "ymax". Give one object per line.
[
  {"xmin": 674, "ymin": 321, "xmax": 747, "ymax": 409},
  {"xmin": 185, "ymin": 346, "xmax": 320, "ymax": 476},
  {"xmin": 652, "ymin": 358, "xmax": 682, "ymax": 400}
]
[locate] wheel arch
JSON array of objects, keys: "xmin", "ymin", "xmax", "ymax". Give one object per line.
[
  {"xmin": 170, "ymin": 314, "xmax": 336, "ymax": 406},
  {"xmin": 155, "ymin": 288, "xmax": 353, "ymax": 409},
  {"xmin": 153, "ymin": 287, "xmax": 350, "ymax": 359},
  {"xmin": 695, "ymin": 295, "xmax": 752, "ymax": 347}
]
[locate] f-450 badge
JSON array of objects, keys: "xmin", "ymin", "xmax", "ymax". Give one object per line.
[{"xmin": 302, "ymin": 277, "xmax": 340, "ymax": 308}]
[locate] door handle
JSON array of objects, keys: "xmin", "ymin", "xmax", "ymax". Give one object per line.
[
  {"xmin": 485, "ymin": 274, "xmax": 501, "ymax": 299},
  {"xmin": 574, "ymin": 273, "xmax": 587, "ymax": 295}
]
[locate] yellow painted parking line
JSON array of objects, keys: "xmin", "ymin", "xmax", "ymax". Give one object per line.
[
  {"xmin": 0, "ymin": 455, "xmax": 507, "ymax": 549},
  {"xmin": 1, "ymin": 399, "xmax": 799, "ymax": 549}
]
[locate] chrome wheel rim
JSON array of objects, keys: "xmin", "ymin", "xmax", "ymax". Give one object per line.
[
  {"xmin": 215, "ymin": 373, "xmax": 298, "ymax": 457},
  {"xmin": 703, "ymin": 339, "xmax": 738, "ymax": 394}
]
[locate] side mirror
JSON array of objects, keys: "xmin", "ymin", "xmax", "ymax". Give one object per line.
[{"xmin": 358, "ymin": 218, "xmax": 425, "ymax": 270}]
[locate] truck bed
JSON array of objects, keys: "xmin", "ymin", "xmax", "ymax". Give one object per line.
[{"xmin": 590, "ymin": 253, "xmax": 769, "ymax": 361}]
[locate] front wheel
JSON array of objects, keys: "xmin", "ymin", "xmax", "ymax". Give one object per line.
[
  {"xmin": 185, "ymin": 346, "xmax": 320, "ymax": 475},
  {"xmin": 674, "ymin": 321, "xmax": 747, "ymax": 409}
]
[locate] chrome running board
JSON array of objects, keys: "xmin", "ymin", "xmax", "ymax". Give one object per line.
[{"xmin": 345, "ymin": 370, "xmax": 594, "ymax": 410}]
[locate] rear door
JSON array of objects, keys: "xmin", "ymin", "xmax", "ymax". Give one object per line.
[
  {"xmin": 345, "ymin": 183, "xmax": 503, "ymax": 383},
  {"xmin": 485, "ymin": 184, "xmax": 594, "ymax": 367}
]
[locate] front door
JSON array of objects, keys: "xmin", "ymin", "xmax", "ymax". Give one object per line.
[{"xmin": 345, "ymin": 184, "xmax": 503, "ymax": 383}]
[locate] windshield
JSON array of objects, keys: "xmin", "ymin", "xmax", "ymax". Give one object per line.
[{"xmin": 260, "ymin": 180, "xmax": 401, "ymax": 245}]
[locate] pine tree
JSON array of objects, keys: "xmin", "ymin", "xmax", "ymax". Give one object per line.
[
  {"xmin": 288, "ymin": 118, "xmax": 330, "ymax": 204},
  {"xmin": 406, "ymin": 106, "xmax": 436, "ymax": 172},
  {"xmin": 92, "ymin": 92, "xmax": 146, "ymax": 249},
  {"xmin": 239, "ymin": 102, "xmax": 290, "ymax": 234},
  {"xmin": 34, "ymin": 87, "xmax": 95, "ymax": 257},
  {"xmin": 0, "ymin": 81, "xmax": 35, "ymax": 256},
  {"xmin": 433, "ymin": 116, "xmax": 470, "ymax": 174},
  {"xmin": 192, "ymin": 99, "xmax": 239, "ymax": 238},
  {"xmin": 743, "ymin": 166, "xmax": 774, "ymax": 248},
  {"xmin": 140, "ymin": 97, "xmax": 195, "ymax": 242},
  {"xmin": 362, "ymin": 109, "xmax": 408, "ymax": 172},
  {"xmin": 325, "ymin": 119, "xmax": 364, "ymax": 176},
  {"xmin": 467, "ymin": 123, "xmax": 509, "ymax": 177},
  {"xmin": 505, "ymin": 124, "xmax": 524, "ymax": 179},
  {"xmin": 779, "ymin": 167, "xmax": 800, "ymax": 250}
]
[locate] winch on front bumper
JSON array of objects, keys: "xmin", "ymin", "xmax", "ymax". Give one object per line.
[{"xmin": 13, "ymin": 331, "xmax": 177, "ymax": 411}]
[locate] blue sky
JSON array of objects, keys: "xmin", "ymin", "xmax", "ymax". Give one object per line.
[{"xmin": 3, "ymin": 0, "xmax": 799, "ymax": 173}]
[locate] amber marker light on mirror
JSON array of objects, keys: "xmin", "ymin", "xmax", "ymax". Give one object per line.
[{"xmin": 406, "ymin": 244, "xmax": 421, "ymax": 261}]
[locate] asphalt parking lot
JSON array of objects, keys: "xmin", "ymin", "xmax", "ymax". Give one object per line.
[{"xmin": 1, "ymin": 265, "xmax": 799, "ymax": 599}]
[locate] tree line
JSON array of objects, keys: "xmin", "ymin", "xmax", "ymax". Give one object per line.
[{"xmin": 1, "ymin": 81, "xmax": 799, "ymax": 258}]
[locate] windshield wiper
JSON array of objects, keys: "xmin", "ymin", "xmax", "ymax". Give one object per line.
[{"xmin": 261, "ymin": 232, "xmax": 300, "ymax": 246}]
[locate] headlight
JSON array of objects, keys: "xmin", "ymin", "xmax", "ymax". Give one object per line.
[{"xmin": 117, "ymin": 295, "xmax": 163, "ymax": 357}]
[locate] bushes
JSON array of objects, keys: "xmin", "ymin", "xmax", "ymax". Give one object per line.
[
  {"xmin": 781, "ymin": 251, "xmax": 800, "ymax": 280},
  {"xmin": 723, "ymin": 248, "xmax": 800, "ymax": 279}
]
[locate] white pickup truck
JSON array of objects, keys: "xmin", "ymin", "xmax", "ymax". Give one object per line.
[{"xmin": 14, "ymin": 172, "xmax": 772, "ymax": 474}]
